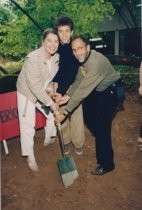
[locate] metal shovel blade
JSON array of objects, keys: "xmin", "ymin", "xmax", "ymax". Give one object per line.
[
  {"xmin": 56, "ymin": 122, "xmax": 79, "ymax": 187},
  {"xmin": 57, "ymin": 156, "xmax": 79, "ymax": 188}
]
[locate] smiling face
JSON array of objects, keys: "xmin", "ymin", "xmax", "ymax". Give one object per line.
[
  {"xmin": 71, "ymin": 38, "xmax": 90, "ymax": 63},
  {"xmin": 43, "ymin": 32, "xmax": 59, "ymax": 58},
  {"xmin": 57, "ymin": 25, "xmax": 73, "ymax": 44}
]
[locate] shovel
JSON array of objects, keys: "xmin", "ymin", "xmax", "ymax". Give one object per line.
[{"xmin": 56, "ymin": 122, "xmax": 79, "ymax": 188}]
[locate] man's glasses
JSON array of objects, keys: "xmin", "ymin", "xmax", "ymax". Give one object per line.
[{"xmin": 72, "ymin": 45, "xmax": 86, "ymax": 53}]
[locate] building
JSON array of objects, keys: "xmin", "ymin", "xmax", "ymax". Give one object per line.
[{"xmin": 91, "ymin": 1, "xmax": 141, "ymax": 59}]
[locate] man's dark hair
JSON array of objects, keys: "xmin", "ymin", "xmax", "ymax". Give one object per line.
[
  {"xmin": 42, "ymin": 28, "xmax": 58, "ymax": 41},
  {"xmin": 72, "ymin": 35, "xmax": 90, "ymax": 45},
  {"xmin": 54, "ymin": 16, "xmax": 74, "ymax": 31}
]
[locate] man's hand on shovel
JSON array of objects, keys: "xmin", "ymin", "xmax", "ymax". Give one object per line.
[
  {"xmin": 54, "ymin": 113, "xmax": 66, "ymax": 123},
  {"xmin": 57, "ymin": 94, "xmax": 70, "ymax": 105},
  {"xmin": 54, "ymin": 109, "xmax": 70, "ymax": 123}
]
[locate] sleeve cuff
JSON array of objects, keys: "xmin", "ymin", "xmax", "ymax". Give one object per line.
[{"xmin": 46, "ymin": 99, "xmax": 53, "ymax": 107}]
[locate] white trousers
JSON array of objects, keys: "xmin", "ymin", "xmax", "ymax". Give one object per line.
[{"xmin": 17, "ymin": 91, "xmax": 56, "ymax": 156}]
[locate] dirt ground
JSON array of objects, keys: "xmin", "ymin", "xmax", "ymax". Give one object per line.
[{"xmin": 1, "ymin": 92, "xmax": 142, "ymax": 210}]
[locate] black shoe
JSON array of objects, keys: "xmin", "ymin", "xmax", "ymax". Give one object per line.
[{"xmin": 91, "ymin": 165, "xmax": 115, "ymax": 176}]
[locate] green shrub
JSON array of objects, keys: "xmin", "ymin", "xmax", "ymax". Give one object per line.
[
  {"xmin": 0, "ymin": 60, "xmax": 23, "ymax": 78},
  {"xmin": 6, "ymin": 62, "xmax": 23, "ymax": 74},
  {"xmin": 114, "ymin": 65, "xmax": 139, "ymax": 92}
]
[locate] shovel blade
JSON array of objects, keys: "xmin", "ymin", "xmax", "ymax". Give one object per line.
[{"xmin": 57, "ymin": 156, "xmax": 79, "ymax": 187}]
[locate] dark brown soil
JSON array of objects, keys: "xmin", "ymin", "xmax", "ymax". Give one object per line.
[{"xmin": 1, "ymin": 92, "xmax": 142, "ymax": 210}]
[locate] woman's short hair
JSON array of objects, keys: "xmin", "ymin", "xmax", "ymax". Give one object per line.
[{"xmin": 42, "ymin": 28, "xmax": 58, "ymax": 41}]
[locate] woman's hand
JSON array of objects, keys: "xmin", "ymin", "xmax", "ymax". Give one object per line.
[{"xmin": 50, "ymin": 102, "xmax": 59, "ymax": 113}]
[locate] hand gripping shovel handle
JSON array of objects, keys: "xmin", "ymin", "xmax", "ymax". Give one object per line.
[{"xmin": 56, "ymin": 123, "xmax": 65, "ymax": 158}]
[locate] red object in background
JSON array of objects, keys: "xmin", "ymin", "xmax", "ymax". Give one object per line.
[{"xmin": 0, "ymin": 91, "xmax": 46, "ymax": 141}]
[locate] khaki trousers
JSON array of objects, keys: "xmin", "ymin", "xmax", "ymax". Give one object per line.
[{"xmin": 59, "ymin": 105, "xmax": 85, "ymax": 148}]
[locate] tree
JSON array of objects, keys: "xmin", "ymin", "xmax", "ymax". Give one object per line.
[
  {"xmin": 0, "ymin": 4, "xmax": 15, "ymax": 25},
  {"xmin": 0, "ymin": 0, "xmax": 114, "ymax": 59}
]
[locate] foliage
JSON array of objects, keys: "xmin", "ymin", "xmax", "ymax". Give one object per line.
[
  {"xmin": 114, "ymin": 65, "xmax": 139, "ymax": 91},
  {"xmin": 3, "ymin": 61, "xmax": 23, "ymax": 74},
  {"xmin": 0, "ymin": 4, "xmax": 15, "ymax": 25},
  {"xmin": 0, "ymin": 0, "xmax": 114, "ymax": 59},
  {"xmin": 0, "ymin": 58, "xmax": 23, "ymax": 77}
]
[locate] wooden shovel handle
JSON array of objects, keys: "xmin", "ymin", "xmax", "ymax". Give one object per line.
[{"xmin": 56, "ymin": 123, "xmax": 65, "ymax": 158}]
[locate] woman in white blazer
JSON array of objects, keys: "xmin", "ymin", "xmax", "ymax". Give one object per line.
[{"xmin": 17, "ymin": 28, "xmax": 59, "ymax": 171}]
